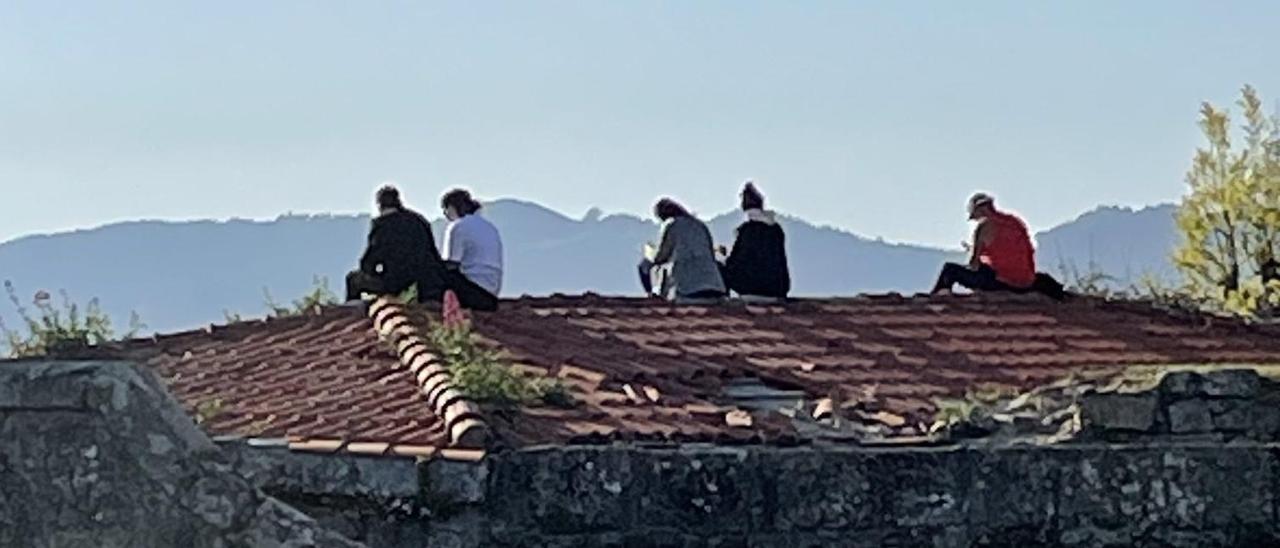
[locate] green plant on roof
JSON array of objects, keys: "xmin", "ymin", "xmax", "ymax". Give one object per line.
[
  {"xmin": 193, "ymin": 397, "xmax": 225, "ymax": 426},
  {"xmin": 397, "ymin": 283, "xmax": 419, "ymax": 304},
  {"xmin": 1055, "ymin": 258, "xmax": 1120, "ymax": 298},
  {"xmin": 0, "ymin": 281, "xmax": 144, "ymax": 359},
  {"xmin": 262, "ymin": 275, "xmax": 339, "ymax": 318},
  {"xmin": 425, "ymin": 293, "xmax": 573, "ymax": 408},
  {"xmin": 1054, "ymin": 258, "xmax": 1191, "ymax": 309}
]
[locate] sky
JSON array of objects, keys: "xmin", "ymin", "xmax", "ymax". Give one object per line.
[{"xmin": 2, "ymin": 1, "xmax": 1278, "ymax": 248}]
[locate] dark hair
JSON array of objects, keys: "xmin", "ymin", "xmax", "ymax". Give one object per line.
[
  {"xmin": 653, "ymin": 198, "xmax": 690, "ymax": 221},
  {"xmin": 441, "ymin": 188, "xmax": 482, "ymax": 216},
  {"xmin": 740, "ymin": 182, "xmax": 764, "ymax": 211},
  {"xmin": 376, "ymin": 185, "xmax": 402, "ymax": 209}
]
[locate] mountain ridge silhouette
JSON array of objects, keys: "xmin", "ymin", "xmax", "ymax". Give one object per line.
[{"xmin": 0, "ymin": 200, "xmax": 1178, "ymax": 334}]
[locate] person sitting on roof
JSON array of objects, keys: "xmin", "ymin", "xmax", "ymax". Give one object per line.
[
  {"xmin": 638, "ymin": 198, "xmax": 727, "ymax": 301},
  {"xmin": 718, "ymin": 182, "xmax": 791, "ymax": 300},
  {"xmin": 440, "ymin": 188, "xmax": 503, "ymax": 312},
  {"xmin": 346, "ymin": 185, "xmax": 447, "ymax": 302},
  {"xmin": 931, "ymin": 192, "xmax": 1037, "ymax": 295}
]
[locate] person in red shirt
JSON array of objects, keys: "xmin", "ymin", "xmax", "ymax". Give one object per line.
[{"xmin": 932, "ymin": 193, "xmax": 1037, "ymax": 295}]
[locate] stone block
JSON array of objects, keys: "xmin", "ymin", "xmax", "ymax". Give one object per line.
[
  {"xmin": 1057, "ymin": 447, "xmax": 1162, "ymax": 539},
  {"xmin": 427, "ymin": 510, "xmax": 487, "ymax": 548},
  {"xmin": 633, "ymin": 447, "xmax": 765, "ymax": 533},
  {"xmin": 485, "ymin": 534, "xmax": 587, "ymax": 548},
  {"xmin": 1200, "ymin": 369, "xmax": 1262, "ymax": 397},
  {"xmin": 486, "ymin": 447, "xmax": 638, "ymax": 535},
  {"xmin": 0, "ymin": 361, "xmax": 363, "ymax": 548},
  {"xmin": 425, "ymin": 457, "xmax": 489, "ymax": 505},
  {"xmin": 1168, "ymin": 399, "xmax": 1214, "ymax": 433},
  {"xmin": 1198, "ymin": 448, "xmax": 1273, "ymax": 529},
  {"xmin": 1159, "ymin": 371, "xmax": 1199, "ymax": 396},
  {"xmin": 0, "ymin": 362, "xmax": 100, "ymax": 410},
  {"xmin": 1248, "ymin": 403, "xmax": 1280, "ymax": 438},
  {"xmin": 796, "ymin": 526, "xmax": 969, "ymax": 548},
  {"xmin": 1058, "ymin": 446, "xmax": 1274, "ymax": 543},
  {"xmin": 967, "ymin": 447, "xmax": 1058, "ymax": 542},
  {"xmin": 227, "ymin": 443, "xmax": 421, "ymax": 499},
  {"xmin": 1208, "ymin": 399, "xmax": 1252, "ymax": 432},
  {"xmin": 760, "ymin": 448, "xmax": 874, "ymax": 532},
  {"xmin": 1159, "ymin": 369, "xmax": 1262, "ymax": 398},
  {"xmin": 1080, "ymin": 392, "xmax": 1158, "ymax": 432},
  {"xmin": 863, "ymin": 447, "xmax": 972, "ymax": 529},
  {"xmin": 505, "ymin": 531, "xmax": 750, "ymax": 548},
  {"xmin": 746, "ymin": 531, "xmax": 895, "ymax": 548},
  {"xmin": 613, "ymin": 529, "xmax": 747, "ymax": 548}
]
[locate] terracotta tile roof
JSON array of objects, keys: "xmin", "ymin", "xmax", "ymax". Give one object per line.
[
  {"xmin": 116, "ymin": 293, "xmax": 1280, "ymax": 455},
  {"xmin": 121, "ymin": 306, "xmax": 452, "ymax": 456}
]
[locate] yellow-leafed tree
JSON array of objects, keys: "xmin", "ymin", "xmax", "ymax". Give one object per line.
[{"xmin": 1174, "ymin": 85, "xmax": 1280, "ymax": 317}]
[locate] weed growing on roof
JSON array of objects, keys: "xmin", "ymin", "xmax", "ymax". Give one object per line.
[
  {"xmin": 530, "ymin": 376, "xmax": 575, "ymax": 408},
  {"xmin": 193, "ymin": 397, "xmax": 226, "ymax": 426},
  {"xmin": 1054, "ymin": 259, "xmax": 1204, "ymax": 314},
  {"xmin": 220, "ymin": 276, "xmax": 339, "ymax": 323},
  {"xmin": 0, "ymin": 281, "xmax": 144, "ymax": 358},
  {"xmin": 425, "ymin": 295, "xmax": 573, "ymax": 408},
  {"xmin": 1055, "ymin": 258, "xmax": 1121, "ymax": 297},
  {"xmin": 928, "ymin": 369, "xmax": 1149, "ymax": 442},
  {"xmin": 262, "ymin": 275, "xmax": 339, "ymax": 318},
  {"xmin": 1054, "ymin": 258, "xmax": 1185, "ymax": 301},
  {"xmin": 397, "ymin": 283, "xmax": 419, "ymax": 304}
]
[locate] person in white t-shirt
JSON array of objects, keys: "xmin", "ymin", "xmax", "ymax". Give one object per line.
[{"xmin": 440, "ymin": 188, "xmax": 503, "ymax": 311}]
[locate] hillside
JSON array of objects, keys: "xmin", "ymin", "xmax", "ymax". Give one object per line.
[
  {"xmin": 0, "ymin": 200, "xmax": 1177, "ymax": 334},
  {"xmin": 1035, "ymin": 204, "xmax": 1179, "ymax": 284}
]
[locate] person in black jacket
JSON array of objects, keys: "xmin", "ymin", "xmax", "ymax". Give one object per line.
[
  {"xmin": 719, "ymin": 182, "xmax": 791, "ymax": 299},
  {"xmin": 345, "ymin": 185, "xmax": 448, "ymax": 302}
]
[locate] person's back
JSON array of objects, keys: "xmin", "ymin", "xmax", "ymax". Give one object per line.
[
  {"xmin": 725, "ymin": 219, "xmax": 789, "ymax": 298},
  {"xmin": 443, "ymin": 212, "xmax": 504, "ymax": 296},
  {"xmin": 657, "ymin": 215, "xmax": 726, "ymax": 299},
  {"xmin": 347, "ymin": 185, "xmax": 446, "ymax": 302},
  {"xmin": 368, "ymin": 208, "xmax": 445, "ymax": 292},
  {"xmin": 722, "ymin": 183, "xmax": 790, "ymax": 299},
  {"xmin": 978, "ymin": 210, "xmax": 1036, "ymax": 288},
  {"xmin": 439, "ymin": 188, "xmax": 503, "ymax": 311}
]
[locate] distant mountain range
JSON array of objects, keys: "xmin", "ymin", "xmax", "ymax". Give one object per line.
[{"xmin": 0, "ymin": 200, "xmax": 1180, "ymax": 335}]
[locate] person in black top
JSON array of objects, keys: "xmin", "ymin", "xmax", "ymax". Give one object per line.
[
  {"xmin": 719, "ymin": 182, "xmax": 791, "ymax": 299},
  {"xmin": 345, "ymin": 185, "xmax": 448, "ymax": 302}
]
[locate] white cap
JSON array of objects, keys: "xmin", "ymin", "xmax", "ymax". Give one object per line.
[{"xmin": 967, "ymin": 192, "xmax": 994, "ymax": 216}]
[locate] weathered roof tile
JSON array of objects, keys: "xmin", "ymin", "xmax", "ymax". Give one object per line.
[{"xmin": 115, "ymin": 294, "xmax": 1280, "ymax": 453}]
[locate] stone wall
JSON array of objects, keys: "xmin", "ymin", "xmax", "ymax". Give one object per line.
[
  {"xmin": 8, "ymin": 359, "xmax": 1280, "ymax": 547},
  {"xmin": 0, "ymin": 360, "xmax": 364, "ymax": 548},
  {"xmin": 415, "ymin": 369, "xmax": 1280, "ymax": 547},
  {"xmin": 362, "ymin": 369, "xmax": 1279, "ymax": 548},
  {"xmin": 218, "ymin": 441, "xmax": 435, "ymax": 547},
  {"xmin": 1082, "ymin": 369, "xmax": 1280, "ymax": 441},
  {"xmin": 455, "ymin": 442, "xmax": 1277, "ymax": 547}
]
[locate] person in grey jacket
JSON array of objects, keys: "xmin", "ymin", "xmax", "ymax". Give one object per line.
[{"xmin": 638, "ymin": 198, "xmax": 727, "ymax": 300}]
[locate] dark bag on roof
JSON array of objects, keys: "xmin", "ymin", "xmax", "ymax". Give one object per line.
[{"xmin": 1031, "ymin": 272, "xmax": 1066, "ymax": 302}]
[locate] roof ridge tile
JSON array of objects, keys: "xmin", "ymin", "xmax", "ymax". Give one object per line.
[{"xmin": 369, "ymin": 296, "xmax": 491, "ymax": 450}]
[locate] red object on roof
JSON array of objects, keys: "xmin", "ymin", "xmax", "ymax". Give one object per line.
[
  {"xmin": 113, "ymin": 293, "xmax": 1280, "ymax": 456},
  {"xmin": 442, "ymin": 290, "xmax": 465, "ymax": 328}
]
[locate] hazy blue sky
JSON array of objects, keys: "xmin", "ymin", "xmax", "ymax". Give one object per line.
[{"xmin": 2, "ymin": 1, "xmax": 1278, "ymax": 247}]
